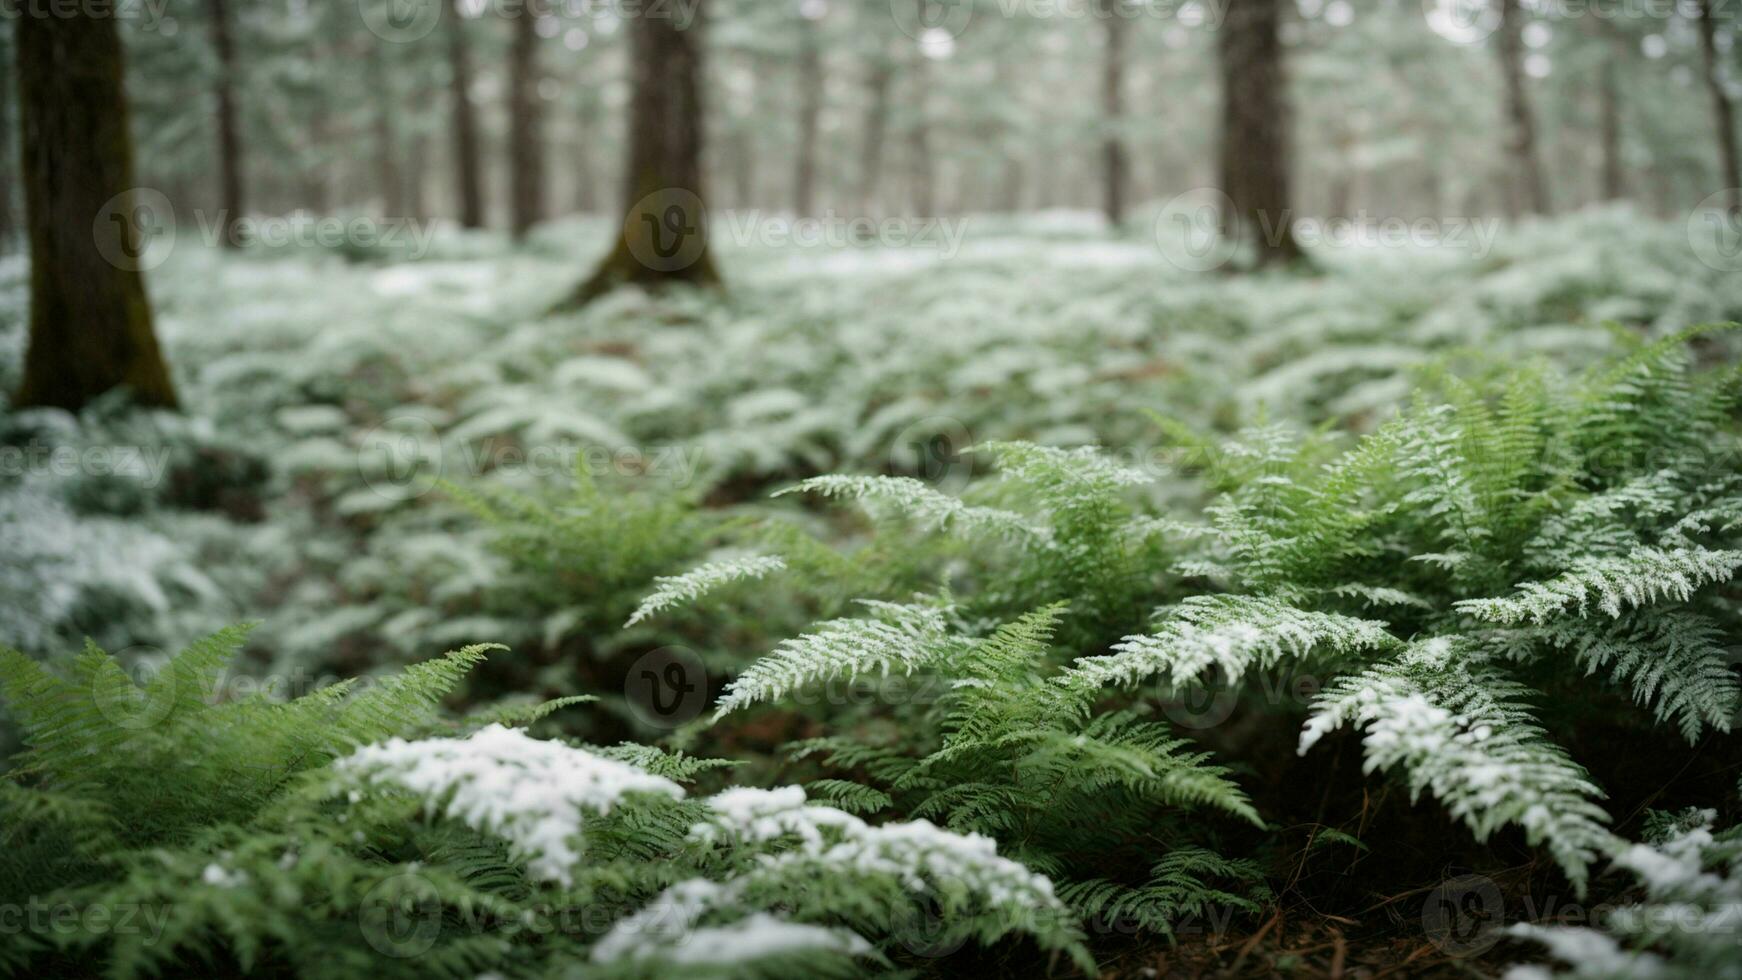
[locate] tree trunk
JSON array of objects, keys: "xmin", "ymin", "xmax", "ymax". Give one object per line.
[
  {"xmin": 447, "ymin": 0, "xmax": 485, "ymax": 229},
  {"xmin": 857, "ymin": 54, "xmax": 893, "ymax": 213},
  {"xmin": 0, "ymin": 35, "xmax": 17, "ymax": 254},
  {"xmin": 561, "ymin": 0, "xmax": 718, "ymax": 307},
  {"xmin": 207, "ymin": 0, "xmax": 245, "ymax": 247},
  {"xmin": 794, "ymin": 15, "xmax": 823, "ymax": 216},
  {"xmin": 509, "ymin": 2, "xmax": 547, "ymax": 241},
  {"xmin": 1599, "ymin": 49, "xmax": 1624, "ymax": 201},
  {"xmin": 1697, "ymin": 0, "xmax": 1740, "ymax": 209},
  {"xmin": 367, "ymin": 41, "xmax": 402, "ymax": 215},
  {"xmin": 907, "ymin": 52, "xmax": 934, "ymax": 217},
  {"xmin": 1099, "ymin": 0, "xmax": 1128, "ymax": 227},
  {"xmin": 1217, "ymin": 0, "xmax": 1302, "ymax": 267},
  {"xmin": 1497, "ymin": 0, "xmax": 1550, "ymax": 216},
  {"xmin": 14, "ymin": 12, "xmax": 176, "ymax": 411}
]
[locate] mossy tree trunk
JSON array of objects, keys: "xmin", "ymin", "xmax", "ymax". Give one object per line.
[
  {"xmin": 561, "ymin": 0, "xmax": 719, "ymax": 308},
  {"xmin": 207, "ymin": 0, "xmax": 245, "ymax": 247},
  {"xmin": 447, "ymin": 0, "xmax": 486, "ymax": 229},
  {"xmin": 14, "ymin": 11, "xmax": 176, "ymax": 411},
  {"xmin": 1217, "ymin": 0, "xmax": 1303, "ymax": 268},
  {"xmin": 508, "ymin": 0, "xmax": 547, "ymax": 241}
]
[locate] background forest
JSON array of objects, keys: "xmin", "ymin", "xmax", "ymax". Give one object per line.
[{"xmin": 3, "ymin": 0, "xmax": 1742, "ymax": 977}]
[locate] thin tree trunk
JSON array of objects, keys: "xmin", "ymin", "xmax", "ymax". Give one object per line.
[
  {"xmin": 14, "ymin": 12, "xmax": 176, "ymax": 410},
  {"xmin": 206, "ymin": 0, "xmax": 245, "ymax": 247},
  {"xmin": 1697, "ymin": 0, "xmax": 1740, "ymax": 209},
  {"xmin": 408, "ymin": 131, "xmax": 430, "ymax": 222},
  {"xmin": 794, "ymin": 15, "xmax": 823, "ymax": 216},
  {"xmin": 1599, "ymin": 50, "xmax": 1624, "ymax": 201},
  {"xmin": 367, "ymin": 41, "xmax": 402, "ymax": 215},
  {"xmin": 447, "ymin": 0, "xmax": 485, "ymax": 228},
  {"xmin": 858, "ymin": 54, "xmax": 893, "ymax": 213},
  {"xmin": 561, "ymin": 0, "xmax": 718, "ymax": 307},
  {"xmin": 1217, "ymin": 0, "xmax": 1302, "ymax": 266},
  {"xmin": 1497, "ymin": 0, "xmax": 1550, "ymax": 216},
  {"xmin": 1099, "ymin": 0, "xmax": 1128, "ymax": 227},
  {"xmin": 509, "ymin": 2, "xmax": 547, "ymax": 241},
  {"xmin": 907, "ymin": 52, "xmax": 934, "ymax": 217}
]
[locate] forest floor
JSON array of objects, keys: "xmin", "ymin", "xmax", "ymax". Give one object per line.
[{"xmin": 3, "ymin": 207, "xmax": 1741, "ymax": 976}]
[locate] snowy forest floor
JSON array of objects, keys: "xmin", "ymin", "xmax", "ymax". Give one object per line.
[{"xmin": 4, "ymin": 206, "xmax": 1742, "ymax": 976}]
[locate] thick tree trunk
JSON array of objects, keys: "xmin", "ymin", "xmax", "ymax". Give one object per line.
[
  {"xmin": 794, "ymin": 16, "xmax": 823, "ymax": 216},
  {"xmin": 1599, "ymin": 51, "xmax": 1624, "ymax": 201},
  {"xmin": 857, "ymin": 54, "xmax": 893, "ymax": 213},
  {"xmin": 1217, "ymin": 0, "xmax": 1302, "ymax": 267},
  {"xmin": 367, "ymin": 41, "xmax": 402, "ymax": 215},
  {"xmin": 509, "ymin": 2, "xmax": 547, "ymax": 241},
  {"xmin": 1497, "ymin": 0, "xmax": 1550, "ymax": 216},
  {"xmin": 574, "ymin": 95, "xmax": 601, "ymax": 213},
  {"xmin": 207, "ymin": 0, "xmax": 245, "ymax": 247},
  {"xmin": 14, "ymin": 12, "xmax": 176, "ymax": 410},
  {"xmin": 1697, "ymin": 0, "xmax": 1741, "ymax": 209},
  {"xmin": 1099, "ymin": 0, "xmax": 1128, "ymax": 227},
  {"xmin": 447, "ymin": 0, "xmax": 485, "ymax": 228},
  {"xmin": 561, "ymin": 0, "xmax": 718, "ymax": 307}
]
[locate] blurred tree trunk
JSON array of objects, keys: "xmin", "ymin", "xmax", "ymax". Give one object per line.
[
  {"xmin": 367, "ymin": 41, "xmax": 402, "ymax": 215},
  {"xmin": 207, "ymin": 0, "xmax": 245, "ymax": 247},
  {"xmin": 1697, "ymin": 0, "xmax": 1740, "ymax": 209},
  {"xmin": 1599, "ymin": 52, "xmax": 1624, "ymax": 201},
  {"xmin": 794, "ymin": 16, "xmax": 823, "ymax": 216},
  {"xmin": 14, "ymin": 12, "xmax": 176, "ymax": 410},
  {"xmin": 1497, "ymin": 0, "xmax": 1549, "ymax": 216},
  {"xmin": 561, "ymin": 0, "xmax": 718, "ymax": 307},
  {"xmin": 509, "ymin": 3, "xmax": 547, "ymax": 241},
  {"xmin": 857, "ymin": 53, "xmax": 893, "ymax": 213},
  {"xmin": 408, "ymin": 131, "xmax": 431, "ymax": 222},
  {"xmin": 0, "ymin": 36, "xmax": 17, "ymax": 254},
  {"xmin": 574, "ymin": 94, "xmax": 601, "ymax": 213},
  {"xmin": 1099, "ymin": 0, "xmax": 1128, "ymax": 227},
  {"xmin": 447, "ymin": 0, "xmax": 485, "ymax": 228},
  {"xmin": 1217, "ymin": 0, "xmax": 1302, "ymax": 267},
  {"xmin": 907, "ymin": 52, "xmax": 934, "ymax": 216}
]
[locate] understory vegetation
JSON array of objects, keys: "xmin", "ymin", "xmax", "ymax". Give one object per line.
[{"xmin": 4, "ymin": 214, "xmax": 1742, "ymax": 977}]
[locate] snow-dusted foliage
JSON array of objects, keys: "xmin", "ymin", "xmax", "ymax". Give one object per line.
[
  {"xmin": 625, "ymin": 555, "xmax": 788, "ymax": 627},
  {"xmin": 1508, "ymin": 811, "xmax": 1742, "ymax": 980},
  {"xmin": 336, "ymin": 724, "xmax": 686, "ymax": 885}
]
